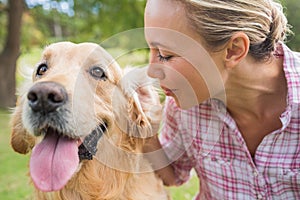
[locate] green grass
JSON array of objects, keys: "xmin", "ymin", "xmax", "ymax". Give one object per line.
[
  {"xmin": 0, "ymin": 109, "xmax": 34, "ymax": 200},
  {"xmin": 168, "ymin": 172, "xmax": 199, "ymax": 199}
]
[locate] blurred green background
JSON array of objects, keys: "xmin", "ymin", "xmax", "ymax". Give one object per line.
[{"xmin": 0, "ymin": 0, "xmax": 299, "ymax": 199}]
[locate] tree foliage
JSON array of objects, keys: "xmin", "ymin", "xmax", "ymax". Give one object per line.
[
  {"xmin": 22, "ymin": 0, "xmax": 146, "ymax": 48},
  {"xmin": 1, "ymin": 0, "xmax": 299, "ymax": 51},
  {"xmin": 282, "ymin": 0, "xmax": 300, "ymax": 51}
]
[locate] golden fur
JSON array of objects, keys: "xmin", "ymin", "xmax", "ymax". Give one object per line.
[{"xmin": 10, "ymin": 42, "xmax": 169, "ymax": 200}]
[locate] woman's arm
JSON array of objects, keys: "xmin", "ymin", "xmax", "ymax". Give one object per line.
[{"xmin": 143, "ymin": 135, "xmax": 178, "ymax": 186}]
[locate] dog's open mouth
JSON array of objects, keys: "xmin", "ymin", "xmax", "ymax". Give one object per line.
[{"xmin": 30, "ymin": 123, "xmax": 107, "ymax": 192}]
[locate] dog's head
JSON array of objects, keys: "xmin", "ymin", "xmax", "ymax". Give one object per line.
[{"xmin": 10, "ymin": 42, "xmax": 161, "ymax": 192}]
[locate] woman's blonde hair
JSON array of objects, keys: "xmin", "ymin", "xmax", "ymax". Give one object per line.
[{"xmin": 176, "ymin": 0, "xmax": 292, "ymax": 61}]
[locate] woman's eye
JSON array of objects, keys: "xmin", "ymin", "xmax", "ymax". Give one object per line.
[
  {"xmin": 36, "ymin": 63, "xmax": 48, "ymax": 77},
  {"xmin": 89, "ymin": 66, "xmax": 107, "ymax": 80},
  {"xmin": 158, "ymin": 53, "xmax": 173, "ymax": 62}
]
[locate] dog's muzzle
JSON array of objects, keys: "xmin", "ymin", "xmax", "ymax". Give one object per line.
[{"xmin": 26, "ymin": 81, "xmax": 108, "ymax": 160}]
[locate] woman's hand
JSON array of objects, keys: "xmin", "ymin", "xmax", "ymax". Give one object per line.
[{"xmin": 136, "ymin": 83, "xmax": 162, "ymax": 135}]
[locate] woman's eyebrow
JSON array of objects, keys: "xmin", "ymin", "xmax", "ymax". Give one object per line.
[{"xmin": 149, "ymin": 42, "xmax": 169, "ymax": 49}]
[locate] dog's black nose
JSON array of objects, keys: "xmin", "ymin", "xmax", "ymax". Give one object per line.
[{"xmin": 27, "ymin": 82, "xmax": 67, "ymax": 113}]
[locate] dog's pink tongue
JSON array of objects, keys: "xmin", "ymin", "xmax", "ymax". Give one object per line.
[{"xmin": 30, "ymin": 131, "xmax": 79, "ymax": 192}]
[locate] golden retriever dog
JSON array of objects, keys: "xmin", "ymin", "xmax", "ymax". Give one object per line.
[{"xmin": 10, "ymin": 42, "xmax": 169, "ymax": 200}]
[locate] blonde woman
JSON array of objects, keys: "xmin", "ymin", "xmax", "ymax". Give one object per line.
[{"xmin": 142, "ymin": 0, "xmax": 300, "ymax": 199}]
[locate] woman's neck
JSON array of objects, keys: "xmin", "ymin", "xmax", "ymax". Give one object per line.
[{"xmin": 224, "ymin": 55, "xmax": 287, "ymax": 120}]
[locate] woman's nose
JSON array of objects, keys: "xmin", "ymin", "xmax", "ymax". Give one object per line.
[{"xmin": 147, "ymin": 63, "xmax": 165, "ymax": 80}]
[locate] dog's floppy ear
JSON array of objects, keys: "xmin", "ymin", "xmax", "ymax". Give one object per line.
[
  {"xmin": 10, "ymin": 98, "xmax": 35, "ymax": 154},
  {"xmin": 114, "ymin": 66, "xmax": 162, "ymax": 138}
]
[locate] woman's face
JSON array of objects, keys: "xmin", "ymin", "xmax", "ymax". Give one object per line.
[{"xmin": 145, "ymin": 0, "xmax": 226, "ymax": 109}]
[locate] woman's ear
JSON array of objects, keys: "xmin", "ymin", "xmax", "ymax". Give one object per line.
[{"xmin": 224, "ymin": 32, "xmax": 250, "ymax": 68}]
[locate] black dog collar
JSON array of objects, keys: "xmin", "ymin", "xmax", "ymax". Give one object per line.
[{"xmin": 78, "ymin": 123, "xmax": 107, "ymax": 161}]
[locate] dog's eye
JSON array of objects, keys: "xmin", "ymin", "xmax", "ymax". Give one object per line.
[
  {"xmin": 89, "ymin": 66, "xmax": 107, "ymax": 80},
  {"xmin": 36, "ymin": 64, "xmax": 48, "ymax": 77}
]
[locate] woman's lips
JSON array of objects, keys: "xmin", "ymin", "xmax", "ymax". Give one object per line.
[{"xmin": 161, "ymin": 86, "xmax": 177, "ymax": 96}]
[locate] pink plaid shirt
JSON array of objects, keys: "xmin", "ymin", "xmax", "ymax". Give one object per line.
[{"xmin": 160, "ymin": 44, "xmax": 300, "ymax": 200}]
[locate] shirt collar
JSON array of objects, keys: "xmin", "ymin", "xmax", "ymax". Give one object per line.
[{"xmin": 281, "ymin": 43, "xmax": 300, "ymax": 105}]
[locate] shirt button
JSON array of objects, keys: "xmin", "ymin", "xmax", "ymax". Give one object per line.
[
  {"xmin": 253, "ymin": 171, "xmax": 258, "ymax": 177},
  {"xmin": 257, "ymin": 194, "xmax": 263, "ymax": 199}
]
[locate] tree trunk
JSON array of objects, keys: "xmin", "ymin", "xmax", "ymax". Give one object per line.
[{"xmin": 0, "ymin": 0, "xmax": 24, "ymax": 109}]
